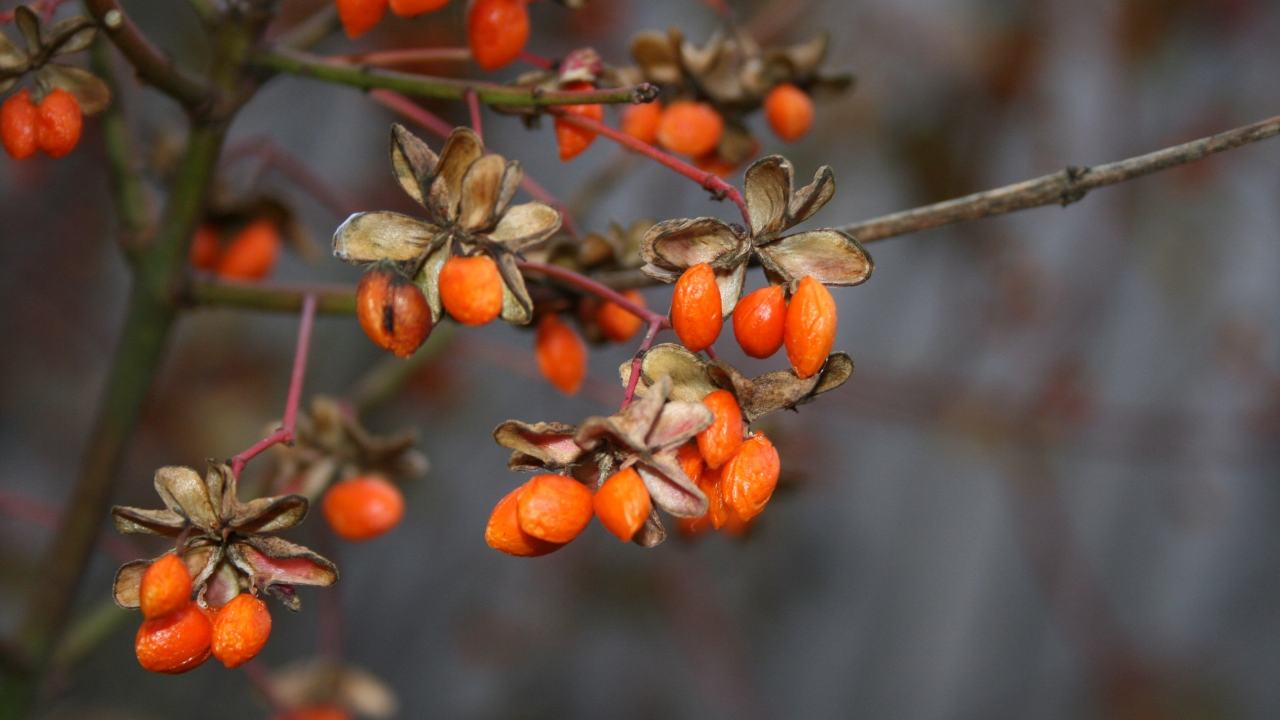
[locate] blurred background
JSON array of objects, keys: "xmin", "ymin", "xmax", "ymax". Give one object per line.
[{"xmin": 3, "ymin": 0, "xmax": 1280, "ymax": 717}]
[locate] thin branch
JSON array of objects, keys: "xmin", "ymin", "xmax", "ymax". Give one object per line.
[
  {"xmin": 83, "ymin": 0, "xmax": 208, "ymax": 109},
  {"xmin": 465, "ymin": 88, "xmax": 483, "ymax": 141},
  {"xmin": 622, "ymin": 320, "xmax": 664, "ymax": 408},
  {"xmin": 228, "ymin": 294, "xmax": 318, "ymax": 477},
  {"xmin": 518, "ymin": 260, "xmax": 668, "ymax": 328},
  {"xmin": 186, "ymin": 279, "xmax": 356, "ymax": 314},
  {"xmin": 91, "ymin": 38, "xmax": 151, "ymax": 258},
  {"xmin": 841, "ymin": 114, "xmax": 1280, "ymax": 244},
  {"xmin": 548, "ymin": 108, "xmax": 752, "ymax": 226},
  {"xmin": 222, "ymin": 136, "xmax": 357, "ymax": 217},
  {"xmin": 254, "ymin": 47, "xmax": 659, "ymax": 107},
  {"xmin": 331, "ymin": 46, "xmax": 472, "ymax": 67}
]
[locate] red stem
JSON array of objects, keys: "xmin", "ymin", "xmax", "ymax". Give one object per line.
[
  {"xmin": 517, "ymin": 260, "xmax": 668, "ymax": 328},
  {"xmin": 229, "ymin": 294, "xmax": 317, "ymax": 477},
  {"xmin": 622, "ymin": 320, "xmax": 664, "ymax": 408},
  {"xmin": 518, "ymin": 50, "xmax": 556, "ymax": 71},
  {"xmin": 222, "ymin": 137, "xmax": 356, "ymax": 218},
  {"xmin": 548, "ymin": 108, "xmax": 752, "ymax": 226},
  {"xmin": 465, "ymin": 88, "xmax": 483, "ymax": 142}
]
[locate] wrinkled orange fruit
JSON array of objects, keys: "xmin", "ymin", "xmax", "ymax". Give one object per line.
[
  {"xmin": 721, "ymin": 433, "xmax": 780, "ymax": 523},
  {"xmin": 211, "ymin": 593, "xmax": 272, "ymax": 668},
  {"xmin": 516, "ymin": 474, "xmax": 594, "ymax": 544},
  {"xmin": 439, "ymin": 254, "xmax": 504, "ymax": 326},
  {"xmin": 135, "ymin": 603, "xmax": 212, "ymax": 674},
  {"xmin": 139, "ymin": 553, "xmax": 193, "ymax": 621},
  {"xmin": 485, "ymin": 484, "xmax": 562, "ymax": 557},
  {"xmin": 696, "ymin": 389, "xmax": 744, "ymax": 470},
  {"xmin": 733, "ymin": 285, "xmax": 787, "ymax": 358},
  {"xmin": 594, "ymin": 467, "xmax": 651, "ymax": 542},
  {"xmin": 670, "ymin": 263, "xmax": 722, "ymax": 352},
  {"xmin": 35, "ymin": 88, "xmax": 82, "ymax": 158},
  {"xmin": 784, "ymin": 276, "xmax": 837, "ymax": 378},
  {"xmin": 1, "ymin": 89, "xmax": 37, "ymax": 160}
]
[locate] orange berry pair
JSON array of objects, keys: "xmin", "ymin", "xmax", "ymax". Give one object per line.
[
  {"xmin": 656, "ymin": 101, "xmax": 724, "ymax": 157},
  {"xmin": 763, "ymin": 83, "xmax": 814, "ymax": 143},
  {"xmin": 670, "ymin": 263, "xmax": 723, "ymax": 352},
  {"xmin": 535, "ymin": 314, "xmax": 587, "ymax": 395},
  {"xmin": 731, "ymin": 278, "xmax": 837, "ymax": 378},
  {"xmin": 189, "ymin": 219, "xmax": 282, "ymax": 281},
  {"xmin": 486, "ymin": 474, "xmax": 593, "ymax": 556},
  {"xmin": 439, "ymin": 254, "xmax": 504, "ymax": 326},
  {"xmin": 356, "ymin": 265, "xmax": 433, "ymax": 358},
  {"xmin": 337, "ymin": 0, "xmax": 449, "ymax": 38},
  {"xmin": 467, "ymin": 0, "xmax": 530, "ymax": 71},
  {"xmin": 322, "ymin": 475, "xmax": 406, "ymax": 541},
  {"xmin": 1, "ymin": 88, "xmax": 82, "ymax": 160},
  {"xmin": 554, "ymin": 81, "xmax": 603, "ymax": 161}
]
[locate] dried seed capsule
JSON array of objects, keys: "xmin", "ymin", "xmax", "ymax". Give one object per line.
[
  {"xmin": 784, "ymin": 276, "xmax": 837, "ymax": 379},
  {"xmin": 733, "ymin": 284, "xmax": 787, "ymax": 359},
  {"xmin": 656, "ymin": 101, "xmax": 724, "ymax": 157},
  {"xmin": 535, "ymin": 314, "xmax": 587, "ymax": 395},
  {"xmin": 35, "ymin": 88, "xmax": 82, "ymax": 158},
  {"xmin": 322, "ymin": 475, "xmax": 406, "ymax": 541},
  {"xmin": 337, "ymin": 0, "xmax": 387, "ymax": 38},
  {"xmin": 620, "ymin": 102, "xmax": 662, "ymax": 144},
  {"xmin": 593, "ymin": 467, "xmax": 651, "ymax": 542},
  {"xmin": 467, "ymin": 0, "xmax": 529, "ymax": 71},
  {"xmin": 139, "ymin": 553, "xmax": 193, "ymax": 621},
  {"xmin": 721, "ymin": 433, "xmax": 781, "ymax": 524},
  {"xmin": 1, "ymin": 89, "xmax": 38, "ymax": 160},
  {"xmin": 211, "ymin": 593, "xmax": 272, "ymax": 668},
  {"xmin": 485, "ymin": 484, "xmax": 562, "ymax": 557},
  {"xmin": 764, "ymin": 83, "xmax": 814, "ymax": 143},
  {"xmin": 438, "ymin": 254, "xmax": 504, "ymax": 326},
  {"xmin": 596, "ymin": 289, "xmax": 646, "ymax": 342},
  {"xmin": 389, "ymin": 0, "xmax": 448, "ymax": 16},
  {"xmin": 215, "ymin": 219, "xmax": 280, "ymax": 280},
  {"xmin": 356, "ymin": 264, "xmax": 433, "ymax": 358},
  {"xmin": 555, "ymin": 81, "xmax": 604, "ymax": 161},
  {"xmin": 516, "ymin": 474, "xmax": 594, "ymax": 544},
  {"xmin": 670, "ymin": 263, "xmax": 723, "ymax": 352},
  {"xmin": 697, "ymin": 390, "xmax": 744, "ymax": 470},
  {"xmin": 135, "ymin": 604, "xmax": 212, "ymax": 674}
]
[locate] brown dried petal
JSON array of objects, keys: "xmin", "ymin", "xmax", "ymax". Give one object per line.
[
  {"xmin": 457, "ymin": 154, "xmax": 508, "ymax": 231},
  {"xmin": 619, "ymin": 343, "xmax": 715, "ymax": 403},
  {"xmin": 492, "ymin": 420, "xmax": 584, "ymax": 469},
  {"xmin": 782, "ymin": 32, "xmax": 830, "ymax": 76},
  {"xmin": 111, "ymin": 505, "xmax": 185, "ymax": 536},
  {"xmin": 630, "ymin": 31, "xmax": 681, "ymax": 84},
  {"xmin": 332, "ymin": 211, "xmax": 443, "ymax": 263},
  {"xmin": 488, "ymin": 201, "xmax": 561, "ymax": 251},
  {"xmin": 154, "ymin": 466, "xmax": 219, "ymax": 531},
  {"xmin": 39, "ymin": 64, "xmax": 110, "ymax": 116},
  {"xmin": 757, "ymin": 229, "xmax": 873, "ymax": 286},
  {"xmin": 744, "ymin": 155, "xmax": 794, "ymax": 236},
  {"xmin": 495, "ymin": 251, "xmax": 534, "ymax": 325},
  {"xmin": 715, "ymin": 261, "xmax": 747, "ymax": 316},
  {"xmin": 411, "ymin": 237, "xmax": 452, "ymax": 323},
  {"xmin": 708, "ymin": 352, "xmax": 854, "ymax": 423},
  {"xmin": 230, "ymin": 536, "xmax": 338, "ymax": 589},
  {"xmin": 112, "ymin": 560, "xmax": 147, "ymax": 608},
  {"xmin": 632, "ymin": 510, "xmax": 667, "ymax": 548},
  {"xmin": 46, "ymin": 17, "xmax": 97, "ymax": 56},
  {"xmin": 637, "ymin": 452, "xmax": 707, "ymax": 517},
  {"xmin": 231, "ymin": 494, "xmax": 309, "ymax": 534},
  {"xmin": 640, "ymin": 217, "xmax": 745, "ymax": 275},
  {"xmin": 200, "ymin": 561, "xmax": 244, "ymax": 609},
  {"xmin": 0, "ymin": 31, "xmax": 29, "ymax": 72},
  {"xmin": 0, "ymin": 77, "xmax": 17, "ymax": 94},
  {"xmin": 390, "ymin": 123, "xmax": 438, "ymax": 207},
  {"xmin": 429, "ymin": 127, "xmax": 484, "ymax": 221},
  {"xmin": 185, "ymin": 542, "xmax": 222, "ymax": 588},
  {"xmin": 646, "ymin": 401, "xmax": 713, "ymax": 452},
  {"xmin": 789, "ymin": 165, "xmax": 836, "ymax": 225},
  {"xmin": 14, "ymin": 7, "xmax": 39, "ymax": 54}
]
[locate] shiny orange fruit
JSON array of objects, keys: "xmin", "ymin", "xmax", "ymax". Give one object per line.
[
  {"xmin": 593, "ymin": 467, "xmax": 651, "ymax": 542},
  {"xmin": 438, "ymin": 254, "xmax": 504, "ymax": 326},
  {"xmin": 135, "ymin": 603, "xmax": 212, "ymax": 674},
  {"xmin": 732, "ymin": 284, "xmax": 786, "ymax": 358},
  {"xmin": 211, "ymin": 593, "xmax": 272, "ymax": 668},
  {"xmin": 670, "ymin": 263, "xmax": 722, "ymax": 352},
  {"xmin": 356, "ymin": 264, "xmax": 433, "ymax": 358},
  {"xmin": 721, "ymin": 433, "xmax": 780, "ymax": 523},
  {"xmin": 784, "ymin": 276, "xmax": 837, "ymax": 378},
  {"xmin": 214, "ymin": 219, "xmax": 280, "ymax": 280},
  {"xmin": 467, "ymin": 0, "xmax": 529, "ymax": 71},
  {"xmin": 1, "ymin": 89, "xmax": 38, "ymax": 160},
  {"xmin": 337, "ymin": 0, "xmax": 387, "ymax": 38},
  {"xmin": 696, "ymin": 389, "xmax": 744, "ymax": 470},
  {"xmin": 764, "ymin": 83, "xmax": 814, "ymax": 142},
  {"xmin": 322, "ymin": 475, "xmax": 406, "ymax": 541},
  {"xmin": 139, "ymin": 553, "xmax": 193, "ymax": 621},
  {"xmin": 485, "ymin": 484, "xmax": 562, "ymax": 557},
  {"xmin": 555, "ymin": 81, "xmax": 603, "ymax": 161},
  {"xmin": 35, "ymin": 88, "xmax": 82, "ymax": 158},
  {"xmin": 596, "ymin": 289, "xmax": 646, "ymax": 342},
  {"xmin": 656, "ymin": 101, "xmax": 723, "ymax": 157},
  {"xmin": 516, "ymin": 474, "xmax": 594, "ymax": 544},
  {"xmin": 620, "ymin": 101, "xmax": 662, "ymax": 144},
  {"xmin": 535, "ymin": 314, "xmax": 587, "ymax": 395}
]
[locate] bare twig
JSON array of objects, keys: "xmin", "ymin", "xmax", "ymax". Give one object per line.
[
  {"xmin": 83, "ymin": 0, "xmax": 209, "ymax": 109},
  {"xmin": 841, "ymin": 114, "xmax": 1280, "ymax": 243}
]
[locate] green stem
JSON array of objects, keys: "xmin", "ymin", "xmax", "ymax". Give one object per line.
[
  {"xmin": 91, "ymin": 38, "xmax": 152, "ymax": 258},
  {"xmin": 253, "ymin": 47, "xmax": 659, "ymax": 107},
  {"xmin": 186, "ymin": 279, "xmax": 356, "ymax": 314}
]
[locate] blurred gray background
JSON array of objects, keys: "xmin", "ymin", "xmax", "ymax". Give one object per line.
[{"xmin": 2, "ymin": 0, "xmax": 1279, "ymax": 717}]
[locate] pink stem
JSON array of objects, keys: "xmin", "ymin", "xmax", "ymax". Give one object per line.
[
  {"xmin": 518, "ymin": 173, "xmax": 579, "ymax": 238},
  {"xmin": 518, "ymin": 50, "xmax": 556, "ymax": 71},
  {"xmin": 517, "ymin": 260, "xmax": 668, "ymax": 328},
  {"xmin": 622, "ymin": 320, "xmax": 664, "ymax": 408},
  {"xmin": 548, "ymin": 108, "xmax": 752, "ymax": 226},
  {"xmin": 222, "ymin": 137, "xmax": 356, "ymax": 218},
  {"xmin": 229, "ymin": 294, "xmax": 317, "ymax": 477},
  {"xmin": 466, "ymin": 88, "xmax": 483, "ymax": 142}
]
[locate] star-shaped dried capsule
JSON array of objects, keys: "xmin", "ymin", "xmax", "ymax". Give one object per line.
[
  {"xmin": 641, "ymin": 155, "xmax": 873, "ymax": 314},
  {"xmin": 0, "ymin": 7, "xmax": 109, "ymax": 111},
  {"xmin": 112, "ymin": 463, "xmax": 337, "ymax": 612},
  {"xmin": 332, "ymin": 124, "xmax": 563, "ymax": 325}
]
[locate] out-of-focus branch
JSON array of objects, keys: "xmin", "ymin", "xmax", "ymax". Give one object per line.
[
  {"xmin": 83, "ymin": 0, "xmax": 209, "ymax": 109},
  {"xmin": 187, "ymin": 279, "xmax": 356, "ymax": 314},
  {"xmin": 841, "ymin": 114, "xmax": 1280, "ymax": 243},
  {"xmin": 90, "ymin": 38, "xmax": 151, "ymax": 258}
]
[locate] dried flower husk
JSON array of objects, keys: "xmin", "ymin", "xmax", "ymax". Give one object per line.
[{"xmin": 0, "ymin": 8, "xmax": 109, "ymax": 112}]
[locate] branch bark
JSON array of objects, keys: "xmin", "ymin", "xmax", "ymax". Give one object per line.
[
  {"xmin": 83, "ymin": 0, "xmax": 209, "ymax": 109},
  {"xmin": 840, "ymin": 114, "xmax": 1280, "ymax": 243}
]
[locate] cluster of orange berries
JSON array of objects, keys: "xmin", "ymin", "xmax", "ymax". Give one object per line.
[
  {"xmin": 1, "ymin": 88, "xmax": 82, "ymax": 160},
  {"xmin": 337, "ymin": 0, "xmax": 450, "ymax": 39},
  {"xmin": 337, "ymin": 0, "xmax": 532, "ymax": 74},
  {"xmin": 132, "ymin": 554, "xmax": 272, "ymax": 674},
  {"xmin": 189, "ymin": 219, "xmax": 282, "ymax": 281},
  {"xmin": 672, "ymin": 264, "xmax": 837, "ymax": 379},
  {"xmin": 322, "ymin": 474, "xmax": 405, "ymax": 541}
]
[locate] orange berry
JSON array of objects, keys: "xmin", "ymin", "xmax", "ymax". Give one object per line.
[
  {"xmin": 135, "ymin": 603, "xmax": 212, "ymax": 674},
  {"xmin": 215, "ymin": 219, "xmax": 280, "ymax": 280},
  {"xmin": 35, "ymin": 88, "xmax": 81, "ymax": 158},
  {"xmin": 670, "ymin": 263, "xmax": 723, "ymax": 352},
  {"xmin": 732, "ymin": 285, "xmax": 786, "ymax": 358},
  {"xmin": 337, "ymin": 0, "xmax": 387, "ymax": 38},
  {"xmin": 516, "ymin": 474, "xmax": 594, "ymax": 544},
  {"xmin": 485, "ymin": 484, "xmax": 561, "ymax": 556},
  {"xmin": 593, "ymin": 467, "xmax": 651, "ymax": 542},
  {"xmin": 554, "ymin": 81, "xmax": 603, "ymax": 162},
  {"xmin": 139, "ymin": 553, "xmax": 193, "ymax": 621},
  {"xmin": 275, "ymin": 707, "xmax": 352, "ymax": 720},
  {"xmin": 1, "ymin": 89, "xmax": 38, "ymax": 160},
  {"xmin": 696, "ymin": 389, "xmax": 744, "ymax": 470},
  {"xmin": 190, "ymin": 225, "xmax": 221, "ymax": 271},
  {"xmin": 596, "ymin": 290, "xmax": 646, "ymax": 342},
  {"xmin": 322, "ymin": 475, "xmax": 406, "ymax": 541},
  {"xmin": 535, "ymin": 314, "xmax": 587, "ymax": 395},
  {"xmin": 620, "ymin": 102, "xmax": 662, "ymax": 144},
  {"xmin": 389, "ymin": 0, "xmax": 448, "ymax": 16},
  {"xmin": 211, "ymin": 593, "xmax": 272, "ymax": 668},
  {"xmin": 356, "ymin": 264, "xmax": 433, "ymax": 358},
  {"xmin": 720, "ymin": 433, "xmax": 780, "ymax": 523},
  {"xmin": 784, "ymin": 276, "xmax": 837, "ymax": 378},
  {"xmin": 656, "ymin": 101, "xmax": 723, "ymax": 157},
  {"xmin": 764, "ymin": 83, "xmax": 814, "ymax": 143},
  {"xmin": 676, "ymin": 441, "xmax": 704, "ymax": 486},
  {"xmin": 467, "ymin": 0, "xmax": 529, "ymax": 71},
  {"xmin": 438, "ymin": 254, "xmax": 504, "ymax": 326}
]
